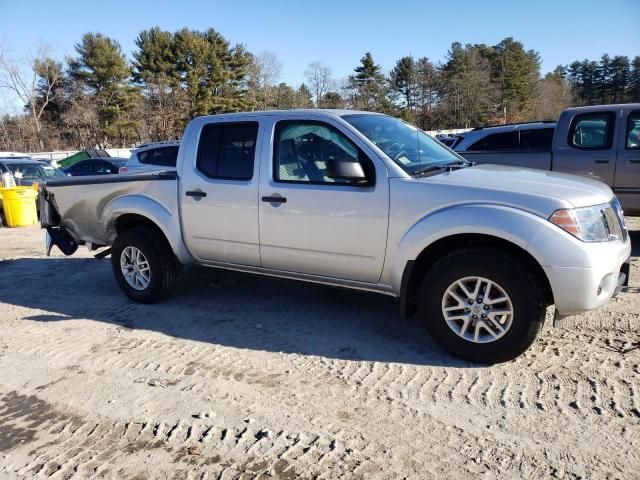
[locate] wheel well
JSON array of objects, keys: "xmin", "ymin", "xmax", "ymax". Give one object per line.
[
  {"xmin": 401, "ymin": 234, "xmax": 553, "ymax": 317},
  {"xmin": 115, "ymin": 213, "xmax": 163, "ymax": 235},
  {"xmin": 114, "ymin": 214, "xmax": 174, "ymax": 255}
]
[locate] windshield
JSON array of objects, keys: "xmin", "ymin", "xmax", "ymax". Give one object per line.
[
  {"xmin": 343, "ymin": 114, "xmax": 464, "ymax": 174},
  {"xmin": 5, "ymin": 162, "xmax": 66, "ymax": 182}
]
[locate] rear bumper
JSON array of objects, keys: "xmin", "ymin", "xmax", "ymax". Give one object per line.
[{"xmin": 544, "ymin": 239, "xmax": 632, "ymax": 316}]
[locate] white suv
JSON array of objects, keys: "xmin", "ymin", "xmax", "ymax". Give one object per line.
[
  {"xmin": 452, "ymin": 122, "xmax": 556, "ymax": 151},
  {"xmin": 120, "ymin": 141, "xmax": 180, "ymax": 174}
]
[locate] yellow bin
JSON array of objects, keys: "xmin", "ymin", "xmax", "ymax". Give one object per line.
[{"xmin": 0, "ymin": 186, "xmax": 38, "ymax": 227}]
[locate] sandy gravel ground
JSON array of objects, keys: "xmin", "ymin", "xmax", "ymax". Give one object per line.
[{"xmin": 0, "ymin": 220, "xmax": 639, "ymax": 479}]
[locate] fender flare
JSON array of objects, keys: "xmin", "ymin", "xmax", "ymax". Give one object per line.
[
  {"xmin": 384, "ymin": 204, "xmax": 553, "ymax": 295},
  {"xmin": 101, "ymin": 195, "xmax": 193, "ymax": 264}
]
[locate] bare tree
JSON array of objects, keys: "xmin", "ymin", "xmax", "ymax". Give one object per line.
[
  {"xmin": 304, "ymin": 61, "xmax": 334, "ymax": 107},
  {"xmin": 248, "ymin": 51, "xmax": 283, "ymax": 110},
  {"xmin": 0, "ymin": 45, "xmax": 64, "ymax": 150}
]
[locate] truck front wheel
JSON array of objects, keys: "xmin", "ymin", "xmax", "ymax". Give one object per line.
[
  {"xmin": 111, "ymin": 226, "xmax": 177, "ymax": 303},
  {"xmin": 419, "ymin": 247, "xmax": 545, "ymax": 364}
]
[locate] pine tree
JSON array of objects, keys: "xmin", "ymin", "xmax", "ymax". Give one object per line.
[
  {"xmin": 348, "ymin": 52, "xmax": 389, "ymax": 111},
  {"xmin": 414, "ymin": 57, "xmax": 440, "ymax": 129},
  {"xmin": 132, "ymin": 27, "xmax": 185, "ymax": 140},
  {"xmin": 69, "ymin": 33, "xmax": 142, "ymax": 146},
  {"xmin": 295, "ymin": 84, "xmax": 314, "ymax": 108},
  {"xmin": 489, "ymin": 37, "xmax": 541, "ymax": 122},
  {"xmin": 629, "ymin": 56, "xmax": 640, "ymax": 102},
  {"xmin": 390, "ymin": 56, "xmax": 417, "ymax": 112},
  {"xmin": 169, "ymin": 28, "xmax": 252, "ymax": 117},
  {"xmin": 321, "ymin": 92, "xmax": 345, "ymax": 109},
  {"xmin": 439, "ymin": 43, "xmax": 495, "ymax": 128},
  {"xmin": 597, "ymin": 54, "xmax": 612, "ymax": 103},
  {"xmin": 610, "ymin": 56, "xmax": 630, "ymax": 103}
]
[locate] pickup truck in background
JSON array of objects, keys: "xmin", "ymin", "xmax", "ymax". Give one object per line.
[
  {"xmin": 452, "ymin": 104, "xmax": 640, "ymax": 215},
  {"xmin": 39, "ymin": 110, "xmax": 631, "ymax": 363}
]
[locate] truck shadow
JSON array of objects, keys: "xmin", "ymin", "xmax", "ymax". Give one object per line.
[
  {"xmin": 631, "ymin": 230, "xmax": 640, "ymax": 257},
  {"xmin": 0, "ymin": 256, "xmax": 474, "ymax": 368}
]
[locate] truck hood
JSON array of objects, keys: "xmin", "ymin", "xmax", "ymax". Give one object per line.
[{"xmin": 422, "ymin": 164, "xmax": 613, "ymax": 210}]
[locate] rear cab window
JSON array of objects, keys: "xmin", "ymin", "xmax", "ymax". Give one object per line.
[
  {"xmin": 196, "ymin": 122, "xmax": 259, "ymax": 180},
  {"xmin": 568, "ymin": 112, "xmax": 616, "ymax": 150},
  {"xmin": 518, "ymin": 128, "xmax": 554, "ymax": 150}
]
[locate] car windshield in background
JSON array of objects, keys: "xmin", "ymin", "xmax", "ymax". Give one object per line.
[
  {"xmin": 343, "ymin": 114, "xmax": 464, "ymax": 174},
  {"xmin": 6, "ymin": 163, "xmax": 66, "ymax": 181}
]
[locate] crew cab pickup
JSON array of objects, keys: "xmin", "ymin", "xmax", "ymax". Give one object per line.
[
  {"xmin": 39, "ymin": 110, "xmax": 631, "ymax": 363},
  {"xmin": 453, "ymin": 103, "xmax": 640, "ymax": 215}
]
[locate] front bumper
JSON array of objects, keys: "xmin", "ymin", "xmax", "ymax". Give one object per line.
[{"xmin": 543, "ymin": 238, "xmax": 632, "ymax": 316}]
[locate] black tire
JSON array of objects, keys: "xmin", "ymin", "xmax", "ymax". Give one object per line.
[
  {"xmin": 111, "ymin": 226, "xmax": 177, "ymax": 303},
  {"xmin": 418, "ymin": 247, "xmax": 545, "ymax": 364}
]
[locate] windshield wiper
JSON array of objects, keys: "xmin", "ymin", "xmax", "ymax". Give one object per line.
[
  {"xmin": 412, "ymin": 160, "xmax": 472, "ymax": 177},
  {"xmin": 412, "ymin": 165, "xmax": 448, "ymax": 177}
]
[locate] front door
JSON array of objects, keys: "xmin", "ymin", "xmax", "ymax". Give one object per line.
[
  {"xmin": 553, "ymin": 110, "xmax": 618, "ymax": 186},
  {"xmin": 181, "ymin": 119, "xmax": 262, "ymax": 266},
  {"xmin": 258, "ymin": 117, "xmax": 389, "ymax": 284}
]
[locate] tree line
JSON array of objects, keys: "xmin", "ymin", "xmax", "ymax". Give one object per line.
[{"xmin": 0, "ymin": 28, "xmax": 638, "ymax": 152}]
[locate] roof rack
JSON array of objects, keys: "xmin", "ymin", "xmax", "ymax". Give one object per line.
[
  {"xmin": 471, "ymin": 120, "xmax": 556, "ymax": 131},
  {"xmin": 135, "ymin": 140, "xmax": 180, "ymax": 149}
]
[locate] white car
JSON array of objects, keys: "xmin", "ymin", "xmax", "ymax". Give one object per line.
[{"xmin": 120, "ymin": 141, "xmax": 180, "ymax": 173}]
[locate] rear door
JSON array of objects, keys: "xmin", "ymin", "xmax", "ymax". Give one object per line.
[
  {"xmin": 180, "ymin": 120, "xmax": 262, "ymax": 266},
  {"xmin": 614, "ymin": 109, "xmax": 640, "ymax": 212},
  {"xmin": 552, "ymin": 110, "xmax": 618, "ymax": 185}
]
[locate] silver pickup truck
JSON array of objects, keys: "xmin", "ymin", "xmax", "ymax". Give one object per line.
[
  {"xmin": 453, "ymin": 103, "xmax": 640, "ymax": 215},
  {"xmin": 39, "ymin": 110, "xmax": 631, "ymax": 363}
]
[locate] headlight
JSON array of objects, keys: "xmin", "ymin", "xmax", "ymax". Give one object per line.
[{"xmin": 549, "ymin": 203, "xmax": 621, "ymax": 242}]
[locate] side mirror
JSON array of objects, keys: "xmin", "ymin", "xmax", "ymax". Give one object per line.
[{"xmin": 326, "ymin": 160, "xmax": 366, "ymax": 183}]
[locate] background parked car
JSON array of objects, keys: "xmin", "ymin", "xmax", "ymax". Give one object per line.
[
  {"xmin": 64, "ymin": 158, "xmax": 129, "ymax": 176},
  {"xmin": 120, "ymin": 141, "xmax": 180, "ymax": 173},
  {"xmin": 0, "ymin": 156, "xmax": 67, "ymax": 185},
  {"xmin": 0, "ymin": 156, "xmax": 67, "ymax": 223},
  {"xmin": 450, "ymin": 121, "xmax": 556, "ymax": 152}
]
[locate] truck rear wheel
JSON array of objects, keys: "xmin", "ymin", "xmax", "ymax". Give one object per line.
[
  {"xmin": 418, "ymin": 247, "xmax": 545, "ymax": 364},
  {"xmin": 111, "ymin": 226, "xmax": 177, "ymax": 303}
]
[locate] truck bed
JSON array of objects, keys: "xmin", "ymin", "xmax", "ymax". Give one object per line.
[{"xmin": 40, "ymin": 171, "xmax": 178, "ymax": 249}]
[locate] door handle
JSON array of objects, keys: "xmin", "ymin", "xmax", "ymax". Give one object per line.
[
  {"xmin": 261, "ymin": 195, "xmax": 287, "ymax": 203},
  {"xmin": 594, "ymin": 158, "xmax": 609, "ymax": 164},
  {"xmin": 185, "ymin": 190, "xmax": 207, "ymax": 198},
  {"xmin": 628, "ymin": 158, "xmax": 640, "ymax": 164}
]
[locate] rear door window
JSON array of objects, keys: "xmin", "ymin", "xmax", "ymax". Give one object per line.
[
  {"xmin": 468, "ymin": 131, "xmax": 519, "ymax": 151},
  {"xmin": 137, "ymin": 146, "xmax": 179, "ymax": 166},
  {"xmin": 519, "ymin": 128, "xmax": 554, "ymax": 150},
  {"xmin": 568, "ymin": 112, "xmax": 615, "ymax": 149},
  {"xmin": 196, "ymin": 122, "xmax": 259, "ymax": 180},
  {"xmin": 151, "ymin": 146, "xmax": 179, "ymax": 167}
]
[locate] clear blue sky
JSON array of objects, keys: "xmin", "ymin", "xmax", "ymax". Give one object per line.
[{"xmin": 1, "ymin": 0, "xmax": 639, "ymax": 86}]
